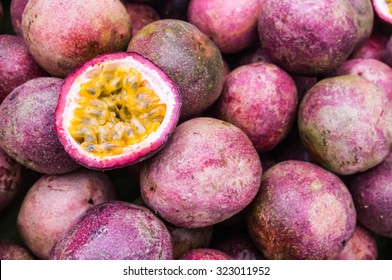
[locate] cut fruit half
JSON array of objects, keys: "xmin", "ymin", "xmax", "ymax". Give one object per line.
[
  {"xmin": 55, "ymin": 52, "xmax": 181, "ymax": 170},
  {"xmin": 373, "ymin": 0, "xmax": 392, "ymax": 23}
]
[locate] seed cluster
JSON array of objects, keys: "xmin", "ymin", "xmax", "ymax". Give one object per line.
[{"xmin": 69, "ymin": 67, "xmax": 166, "ymax": 157}]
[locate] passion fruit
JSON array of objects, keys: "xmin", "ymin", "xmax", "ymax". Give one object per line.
[
  {"xmin": 10, "ymin": 0, "xmax": 29, "ymax": 35},
  {"xmin": 373, "ymin": 0, "xmax": 392, "ymax": 24},
  {"xmin": 55, "ymin": 52, "xmax": 181, "ymax": 170},
  {"xmin": 22, "ymin": 0, "xmax": 132, "ymax": 77},
  {"xmin": 127, "ymin": 19, "xmax": 225, "ymax": 118}
]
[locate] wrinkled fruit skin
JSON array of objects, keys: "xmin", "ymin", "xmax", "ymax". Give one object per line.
[
  {"xmin": 124, "ymin": 2, "xmax": 160, "ymax": 36},
  {"xmin": 0, "ymin": 148, "xmax": 23, "ymax": 212},
  {"xmin": 335, "ymin": 224, "xmax": 377, "ymax": 260},
  {"xmin": 0, "ymin": 35, "xmax": 47, "ymax": 103},
  {"xmin": 188, "ymin": 0, "xmax": 261, "ymax": 53},
  {"xmin": 258, "ymin": 0, "xmax": 359, "ymax": 76},
  {"xmin": 166, "ymin": 223, "xmax": 213, "ymax": 259},
  {"xmin": 50, "ymin": 201, "xmax": 173, "ymax": 260},
  {"xmin": 216, "ymin": 62, "xmax": 298, "ymax": 152},
  {"xmin": 0, "ymin": 77, "xmax": 80, "ymax": 175},
  {"xmin": 348, "ymin": 152, "xmax": 392, "ymax": 238},
  {"xmin": 298, "ymin": 75, "xmax": 392, "ymax": 175},
  {"xmin": 128, "ymin": 19, "xmax": 225, "ymax": 118},
  {"xmin": 0, "ymin": 240, "xmax": 34, "ymax": 260},
  {"xmin": 17, "ymin": 169, "xmax": 116, "ymax": 259},
  {"xmin": 180, "ymin": 248, "xmax": 231, "ymax": 260},
  {"xmin": 247, "ymin": 160, "xmax": 357, "ymax": 260},
  {"xmin": 22, "ymin": 0, "xmax": 132, "ymax": 77},
  {"xmin": 140, "ymin": 117, "xmax": 262, "ymax": 228},
  {"xmin": 333, "ymin": 58, "xmax": 392, "ymax": 101},
  {"xmin": 349, "ymin": 0, "xmax": 374, "ymax": 50},
  {"xmin": 10, "ymin": 0, "xmax": 29, "ymax": 35}
]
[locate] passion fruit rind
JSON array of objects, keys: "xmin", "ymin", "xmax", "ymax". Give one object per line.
[{"xmin": 55, "ymin": 52, "xmax": 181, "ymax": 170}]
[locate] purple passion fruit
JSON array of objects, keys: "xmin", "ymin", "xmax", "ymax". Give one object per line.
[
  {"xmin": 0, "ymin": 240, "xmax": 34, "ymax": 260},
  {"xmin": 50, "ymin": 201, "xmax": 173, "ymax": 260},
  {"xmin": 10, "ymin": 0, "xmax": 29, "ymax": 35},
  {"xmin": 180, "ymin": 248, "xmax": 231, "ymax": 260},
  {"xmin": 22, "ymin": 0, "xmax": 132, "ymax": 77},
  {"xmin": 0, "ymin": 77, "xmax": 80, "ymax": 175},
  {"xmin": 298, "ymin": 75, "xmax": 392, "ymax": 175},
  {"xmin": 55, "ymin": 52, "xmax": 181, "ymax": 170},
  {"xmin": 247, "ymin": 160, "xmax": 356, "ymax": 260},
  {"xmin": 127, "ymin": 19, "xmax": 225, "ymax": 118}
]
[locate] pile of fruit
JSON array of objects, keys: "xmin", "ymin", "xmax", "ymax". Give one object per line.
[{"xmin": 1, "ymin": 0, "xmax": 392, "ymax": 260}]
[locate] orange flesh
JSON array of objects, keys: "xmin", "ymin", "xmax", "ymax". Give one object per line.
[
  {"xmin": 69, "ymin": 67, "xmax": 166, "ymax": 157},
  {"xmin": 388, "ymin": 0, "xmax": 392, "ymax": 14}
]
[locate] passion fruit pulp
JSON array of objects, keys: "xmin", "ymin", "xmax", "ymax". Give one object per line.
[
  {"xmin": 55, "ymin": 52, "xmax": 181, "ymax": 170},
  {"xmin": 373, "ymin": 0, "xmax": 392, "ymax": 24}
]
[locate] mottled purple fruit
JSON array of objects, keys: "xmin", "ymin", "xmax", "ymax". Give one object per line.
[
  {"xmin": 166, "ymin": 223, "xmax": 213, "ymax": 259},
  {"xmin": 127, "ymin": 19, "xmax": 225, "ymax": 118},
  {"xmin": 0, "ymin": 35, "xmax": 47, "ymax": 103},
  {"xmin": 0, "ymin": 148, "xmax": 23, "ymax": 212},
  {"xmin": 348, "ymin": 152, "xmax": 392, "ymax": 238},
  {"xmin": 124, "ymin": 2, "xmax": 160, "ymax": 36},
  {"xmin": 10, "ymin": 0, "xmax": 29, "ymax": 35},
  {"xmin": 350, "ymin": 33, "xmax": 388, "ymax": 60},
  {"xmin": 298, "ymin": 75, "xmax": 392, "ymax": 175},
  {"xmin": 50, "ymin": 201, "xmax": 173, "ymax": 260},
  {"xmin": 333, "ymin": 58, "xmax": 392, "ymax": 101},
  {"xmin": 17, "ymin": 169, "xmax": 116, "ymax": 259},
  {"xmin": 0, "ymin": 77, "xmax": 80, "ymax": 174},
  {"xmin": 258, "ymin": 0, "xmax": 359, "ymax": 75},
  {"xmin": 335, "ymin": 224, "xmax": 377, "ymax": 260},
  {"xmin": 140, "ymin": 117, "xmax": 262, "ymax": 228},
  {"xmin": 216, "ymin": 62, "xmax": 298, "ymax": 152},
  {"xmin": 349, "ymin": 0, "xmax": 374, "ymax": 50},
  {"xmin": 180, "ymin": 248, "xmax": 231, "ymax": 260},
  {"xmin": 247, "ymin": 160, "xmax": 357, "ymax": 260},
  {"xmin": 22, "ymin": 0, "xmax": 132, "ymax": 77},
  {"xmin": 0, "ymin": 240, "xmax": 34, "ymax": 260},
  {"xmin": 188, "ymin": 0, "xmax": 261, "ymax": 53}
]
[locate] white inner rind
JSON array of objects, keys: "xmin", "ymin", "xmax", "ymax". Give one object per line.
[{"xmin": 63, "ymin": 56, "xmax": 178, "ymax": 160}]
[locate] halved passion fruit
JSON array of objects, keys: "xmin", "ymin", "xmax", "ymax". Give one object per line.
[
  {"xmin": 373, "ymin": 0, "xmax": 392, "ymax": 23},
  {"xmin": 55, "ymin": 52, "xmax": 181, "ymax": 170}
]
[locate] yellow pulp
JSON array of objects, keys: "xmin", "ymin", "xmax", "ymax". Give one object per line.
[
  {"xmin": 388, "ymin": 0, "xmax": 392, "ymax": 14},
  {"xmin": 69, "ymin": 67, "xmax": 166, "ymax": 157}
]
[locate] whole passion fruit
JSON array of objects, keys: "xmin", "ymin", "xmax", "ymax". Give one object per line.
[
  {"xmin": 55, "ymin": 52, "xmax": 181, "ymax": 170},
  {"xmin": 127, "ymin": 19, "xmax": 225, "ymax": 118},
  {"xmin": 22, "ymin": 0, "xmax": 132, "ymax": 77}
]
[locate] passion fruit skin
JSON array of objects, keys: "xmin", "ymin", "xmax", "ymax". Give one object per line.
[
  {"xmin": 335, "ymin": 224, "xmax": 377, "ymax": 260},
  {"xmin": 10, "ymin": 0, "xmax": 29, "ymax": 35},
  {"xmin": 247, "ymin": 160, "xmax": 357, "ymax": 260},
  {"xmin": 216, "ymin": 62, "xmax": 298, "ymax": 152},
  {"xmin": 333, "ymin": 58, "xmax": 392, "ymax": 101},
  {"xmin": 188, "ymin": 0, "xmax": 261, "ymax": 54},
  {"xmin": 258, "ymin": 0, "xmax": 359, "ymax": 76},
  {"xmin": 166, "ymin": 223, "xmax": 213, "ymax": 259},
  {"xmin": 50, "ymin": 201, "xmax": 173, "ymax": 260},
  {"xmin": 0, "ymin": 77, "xmax": 80, "ymax": 175},
  {"xmin": 0, "ymin": 148, "xmax": 23, "ymax": 212},
  {"xmin": 180, "ymin": 248, "xmax": 231, "ymax": 260},
  {"xmin": 124, "ymin": 2, "xmax": 160, "ymax": 36},
  {"xmin": 17, "ymin": 169, "xmax": 116, "ymax": 259},
  {"xmin": 0, "ymin": 35, "xmax": 47, "ymax": 103},
  {"xmin": 350, "ymin": 33, "xmax": 388, "ymax": 60},
  {"xmin": 213, "ymin": 232, "xmax": 263, "ymax": 260},
  {"xmin": 0, "ymin": 240, "xmax": 35, "ymax": 260},
  {"xmin": 349, "ymin": 0, "xmax": 374, "ymax": 50},
  {"xmin": 140, "ymin": 117, "xmax": 262, "ymax": 228},
  {"xmin": 127, "ymin": 19, "xmax": 225, "ymax": 118},
  {"xmin": 348, "ymin": 152, "xmax": 392, "ymax": 238},
  {"xmin": 298, "ymin": 75, "xmax": 392, "ymax": 175},
  {"xmin": 55, "ymin": 52, "xmax": 181, "ymax": 171},
  {"xmin": 22, "ymin": 0, "xmax": 132, "ymax": 77}
]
